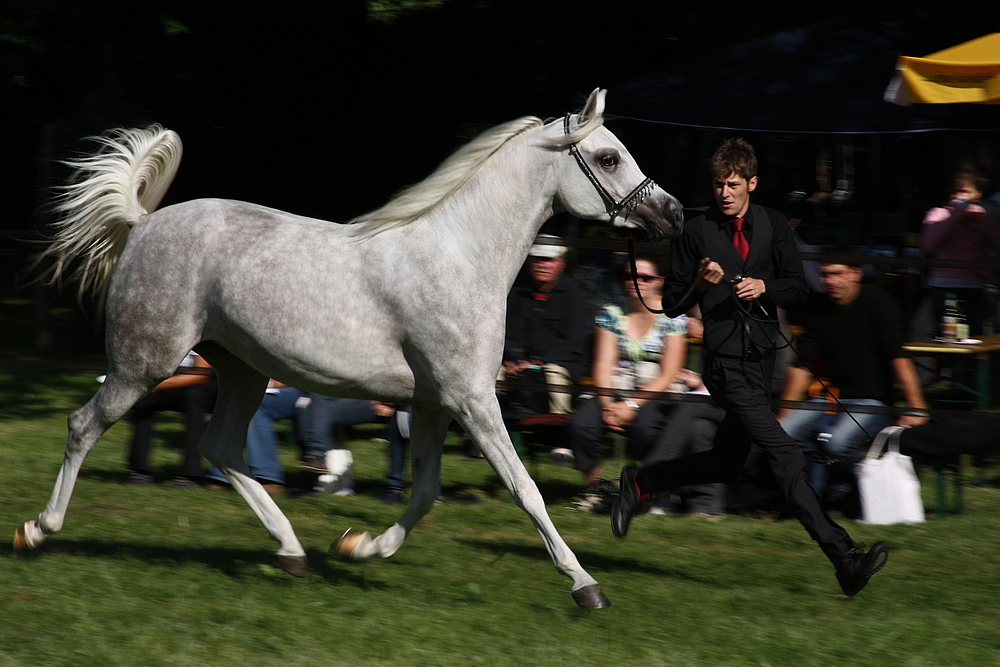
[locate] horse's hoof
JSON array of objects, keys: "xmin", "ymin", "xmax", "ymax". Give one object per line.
[
  {"xmin": 13, "ymin": 524, "xmax": 30, "ymax": 552},
  {"xmin": 332, "ymin": 529, "xmax": 371, "ymax": 560},
  {"xmin": 277, "ymin": 554, "xmax": 308, "ymax": 577},
  {"xmin": 13, "ymin": 521, "xmax": 46, "ymax": 553},
  {"xmin": 572, "ymin": 584, "xmax": 611, "ymax": 609}
]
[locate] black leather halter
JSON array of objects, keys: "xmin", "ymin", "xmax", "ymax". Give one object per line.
[
  {"xmin": 564, "ymin": 113, "xmax": 666, "ymax": 313},
  {"xmin": 563, "ymin": 114, "xmax": 655, "ymax": 226}
]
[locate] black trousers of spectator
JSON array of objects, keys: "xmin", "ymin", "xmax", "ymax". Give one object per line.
[
  {"xmin": 568, "ymin": 397, "xmax": 670, "ymax": 474},
  {"xmin": 127, "ymin": 380, "xmax": 217, "ymax": 479},
  {"xmin": 643, "ymin": 400, "xmax": 727, "ymax": 515},
  {"xmin": 637, "ymin": 354, "xmax": 855, "ymax": 566}
]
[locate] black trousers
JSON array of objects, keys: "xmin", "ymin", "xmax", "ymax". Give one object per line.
[
  {"xmin": 638, "ymin": 354, "xmax": 855, "ymax": 566},
  {"xmin": 127, "ymin": 380, "xmax": 218, "ymax": 478},
  {"xmin": 643, "ymin": 400, "xmax": 727, "ymax": 515},
  {"xmin": 568, "ymin": 397, "xmax": 670, "ymax": 474}
]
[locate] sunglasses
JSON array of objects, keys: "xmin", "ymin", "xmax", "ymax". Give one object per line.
[{"xmin": 625, "ymin": 273, "xmax": 661, "ymax": 283}]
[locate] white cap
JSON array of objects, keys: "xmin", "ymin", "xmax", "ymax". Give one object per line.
[{"xmin": 529, "ymin": 234, "xmax": 567, "ymax": 259}]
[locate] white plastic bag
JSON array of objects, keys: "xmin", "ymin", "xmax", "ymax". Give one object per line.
[{"xmin": 856, "ymin": 425, "xmax": 925, "ymax": 525}]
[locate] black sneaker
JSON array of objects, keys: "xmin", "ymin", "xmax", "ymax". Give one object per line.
[
  {"xmin": 572, "ymin": 480, "xmax": 616, "ymax": 514},
  {"xmin": 381, "ymin": 488, "xmax": 404, "ymax": 505},
  {"xmin": 172, "ymin": 476, "xmax": 198, "ymax": 490},
  {"xmin": 611, "ymin": 465, "xmax": 641, "ymax": 538},
  {"xmin": 300, "ymin": 455, "xmax": 328, "ymax": 474},
  {"xmin": 127, "ymin": 471, "xmax": 154, "ymax": 486},
  {"xmin": 836, "ymin": 541, "xmax": 889, "ymax": 596}
]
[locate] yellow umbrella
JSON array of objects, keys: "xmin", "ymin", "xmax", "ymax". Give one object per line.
[{"xmin": 884, "ymin": 33, "xmax": 1000, "ymax": 105}]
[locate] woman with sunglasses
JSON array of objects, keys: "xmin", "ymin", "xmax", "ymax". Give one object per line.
[{"xmin": 567, "ymin": 253, "xmax": 688, "ymax": 504}]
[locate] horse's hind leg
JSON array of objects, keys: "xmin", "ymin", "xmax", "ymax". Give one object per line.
[
  {"xmin": 15, "ymin": 374, "xmax": 154, "ymax": 551},
  {"xmin": 195, "ymin": 343, "xmax": 307, "ymax": 575},
  {"xmin": 339, "ymin": 407, "xmax": 449, "ymax": 559}
]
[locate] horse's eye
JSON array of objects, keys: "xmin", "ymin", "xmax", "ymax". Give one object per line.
[{"xmin": 600, "ymin": 153, "xmax": 619, "ymax": 169}]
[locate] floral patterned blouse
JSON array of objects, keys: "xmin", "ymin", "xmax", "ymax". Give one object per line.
[{"xmin": 596, "ymin": 304, "xmax": 687, "ymax": 375}]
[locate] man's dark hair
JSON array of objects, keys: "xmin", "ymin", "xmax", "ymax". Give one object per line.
[
  {"xmin": 821, "ymin": 243, "xmax": 863, "ymax": 269},
  {"xmin": 710, "ymin": 138, "xmax": 758, "ymax": 182}
]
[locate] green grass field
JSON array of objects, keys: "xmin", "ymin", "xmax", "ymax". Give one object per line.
[{"xmin": 2, "ymin": 360, "xmax": 999, "ymax": 667}]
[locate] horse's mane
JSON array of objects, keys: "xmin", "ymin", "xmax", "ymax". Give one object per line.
[{"xmin": 347, "ymin": 109, "xmax": 603, "ymax": 239}]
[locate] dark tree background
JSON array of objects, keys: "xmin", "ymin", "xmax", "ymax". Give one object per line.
[
  {"xmin": 3, "ymin": 1, "xmax": 994, "ymax": 230},
  {"xmin": 1, "ymin": 0, "xmax": 996, "ymax": 352},
  {"xmin": 0, "ymin": 0, "xmax": 997, "ymax": 276}
]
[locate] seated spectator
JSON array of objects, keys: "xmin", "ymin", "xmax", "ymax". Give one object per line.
[
  {"xmin": 126, "ymin": 350, "xmax": 216, "ymax": 489},
  {"xmin": 298, "ymin": 395, "xmax": 390, "ymax": 495},
  {"xmin": 567, "ymin": 253, "xmax": 688, "ymax": 494},
  {"xmin": 373, "ymin": 403, "xmax": 414, "ymax": 505},
  {"xmin": 205, "ymin": 391, "xmax": 394, "ymax": 497},
  {"xmin": 500, "ymin": 234, "xmax": 589, "ymax": 418},
  {"xmin": 779, "ymin": 246, "xmax": 929, "ymax": 503},
  {"xmin": 642, "ymin": 370, "xmax": 726, "ymax": 519},
  {"xmin": 204, "ymin": 380, "xmax": 303, "ymax": 495}
]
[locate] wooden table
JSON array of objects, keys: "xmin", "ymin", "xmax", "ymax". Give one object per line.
[
  {"xmin": 903, "ymin": 334, "xmax": 1000, "ymax": 516},
  {"xmin": 903, "ymin": 334, "xmax": 1000, "ymax": 411}
]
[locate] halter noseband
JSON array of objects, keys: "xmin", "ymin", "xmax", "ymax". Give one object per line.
[{"xmin": 563, "ymin": 113, "xmax": 656, "ymax": 226}]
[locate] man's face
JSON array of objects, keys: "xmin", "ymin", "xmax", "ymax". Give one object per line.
[
  {"xmin": 819, "ymin": 263, "xmax": 862, "ymax": 304},
  {"xmin": 714, "ymin": 172, "xmax": 757, "ymax": 218},
  {"xmin": 529, "ymin": 255, "xmax": 565, "ymax": 289}
]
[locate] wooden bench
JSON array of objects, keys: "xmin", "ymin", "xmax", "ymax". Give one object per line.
[{"xmin": 507, "ymin": 413, "xmax": 572, "ymax": 479}]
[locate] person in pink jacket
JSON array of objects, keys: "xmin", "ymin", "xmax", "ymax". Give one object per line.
[{"xmin": 921, "ymin": 172, "xmax": 1000, "ymax": 337}]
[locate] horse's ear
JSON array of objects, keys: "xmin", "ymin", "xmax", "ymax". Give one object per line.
[{"xmin": 580, "ymin": 88, "xmax": 607, "ymax": 125}]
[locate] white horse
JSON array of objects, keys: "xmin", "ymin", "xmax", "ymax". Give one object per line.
[{"xmin": 15, "ymin": 89, "xmax": 683, "ymax": 608}]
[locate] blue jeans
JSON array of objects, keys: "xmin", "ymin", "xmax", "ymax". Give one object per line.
[
  {"xmin": 781, "ymin": 398, "xmax": 893, "ymax": 497},
  {"xmin": 297, "ymin": 395, "xmax": 386, "ymax": 460},
  {"xmin": 206, "ymin": 387, "xmax": 303, "ymax": 485},
  {"xmin": 385, "ymin": 406, "xmax": 412, "ymax": 491}
]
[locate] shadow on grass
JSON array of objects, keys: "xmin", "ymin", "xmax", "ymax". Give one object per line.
[
  {"xmin": 0, "ymin": 367, "xmax": 103, "ymax": 422},
  {"xmin": 77, "ymin": 467, "xmax": 195, "ymax": 486},
  {"xmin": 455, "ymin": 537, "xmax": 729, "ymax": 588},
  {"xmin": 534, "ymin": 478, "xmax": 588, "ymax": 503},
  {"xmin": 0, "ymin": 538, "xmax": 392, "ymax": 591}
]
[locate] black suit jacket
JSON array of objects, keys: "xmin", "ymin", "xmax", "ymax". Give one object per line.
[{"xmin": 662, "ymin": 203, "xmax": 807, "ymax": 357}]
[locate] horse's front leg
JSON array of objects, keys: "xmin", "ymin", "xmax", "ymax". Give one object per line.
[
  {"xmin": 453, "ymin": 395, "xmax": 610, "ymax": 609},
  {"xmin": 336, "ymin": 407, "xmax": 449, "ymax": 559}
]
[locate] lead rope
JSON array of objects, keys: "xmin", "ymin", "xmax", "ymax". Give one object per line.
[
  {"xmin": 627, "ymin": 235, "xmax": 701, "ymax": 316},
  {"xmin": 626, "ymin": 236, "xmax": 666, "ymax": 314},
  {"xmin": 739, "ymin": 297, "xmax": 875, "ymax": 457},
  {"xmin": 628, "ymin": 234, "xmax": 874, "ymax": 459}
]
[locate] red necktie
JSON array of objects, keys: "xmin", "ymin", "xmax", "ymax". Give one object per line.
[{"xmin": 731, "ymin": 217, "xmax": 749, "ymax": 260}]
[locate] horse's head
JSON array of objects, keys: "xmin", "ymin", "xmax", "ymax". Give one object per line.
[{"xmin": 550, "ymin": 89, "xmax": 683, "ymax": 241}]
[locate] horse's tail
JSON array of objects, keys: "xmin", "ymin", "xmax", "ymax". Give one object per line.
[{"xmin": 38, "ymin": 125, "xmax": 183, "ymax": 301}]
